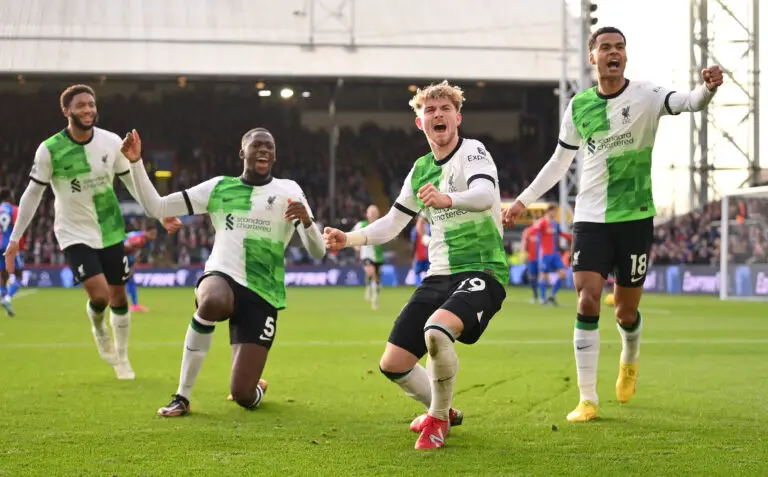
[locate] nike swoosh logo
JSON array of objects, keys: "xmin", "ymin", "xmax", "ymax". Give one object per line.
[
  {"xmin": 185, "ymin": 346, "xmax": 200, "ymax": 352},
  {"xmin": 576, "ymin": 345, "xmax": 592, "ymax": 350},
  {"xmin": 631, "ymin": 276, "xmax": 643, "ymax": 283},
  {"xmin": 437, "ymin": 375, "xmax": 454, "ymax": 382}
]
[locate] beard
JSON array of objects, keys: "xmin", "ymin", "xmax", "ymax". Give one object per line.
[{"xmin": 71, "ymin": 112, "xmax": 98, "ymax": 131}]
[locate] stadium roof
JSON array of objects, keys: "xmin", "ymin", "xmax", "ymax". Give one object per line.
[{"xmin": 0, "ymin": 0, "xmax": 580, "ymax": 82}]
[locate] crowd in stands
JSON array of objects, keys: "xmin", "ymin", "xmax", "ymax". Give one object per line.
[
  {"xmin": 651, "ymin": 197, "xmax": 768, "ymax": 266},
  {"xmin": 0, "ymin": 88, "xmax": 531, "ymax": 267}
]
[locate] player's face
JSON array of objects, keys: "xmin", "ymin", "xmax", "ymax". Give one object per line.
[
  {"xmin": 415, "ymin": 97, "xmax": 462, "ymax": 148},
  {"xmin": 66, "ymin": 92, "xmax": 98, "ymax": 131},
  {"xmin": 366, "ymin": 206, "xmax": 380, "ymax": 222},
  {"xmin": 590, "ymin": 33, "xmax": 627, "ymax": 79},
  {"xmin": 146, "ymin": 229, "xmax": 157, "ymax": 241},
  {"xmin": 240, "ymin": 130, "xmax": 276, "ymax": 176}
]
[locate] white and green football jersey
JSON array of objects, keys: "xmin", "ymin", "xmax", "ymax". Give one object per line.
[
  {"xmin": 30, "ymin": 127, "xmax": 130, "ymax": 250},
  {"xmin": 352, "ymin": 219, "xmax": 384, "ymax": 263},
  {"xmin": 559, "ymin": 80, "xmax": 680, "ymax": 224},
  {"xmin": 183, "ymin": 176, "xmax": 314, "ymax": 310},
  {"xmin": 395, "ymin": 138, "xmax": 509, "ymax": 286}
]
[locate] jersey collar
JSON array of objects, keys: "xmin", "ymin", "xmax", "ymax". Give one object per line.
[
  {"xmin": 64, "ymin": 127, "xmax": 95, "ymax": 146},
  {"xmin": 240, "ymin": 174, "xmax": 273, "ymax": 186},
  {"xmin": 433, "ymin": 137, "xmax": 464, "ymax": 166},
  {"xmin": 596, "ymin": 78, "xmax": 630, "ymax": 100}
]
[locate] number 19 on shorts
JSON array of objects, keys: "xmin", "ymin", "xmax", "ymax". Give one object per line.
[{"xmin": 629, "ymin": 253, "xmax": 647, "ymax": 282}]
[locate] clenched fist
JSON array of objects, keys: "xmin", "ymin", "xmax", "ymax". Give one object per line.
[
  {"xmin": 323, "ymin": 227, "xmax": 347, "ymax": 251},
  {"xmin": 701, "ymin": 65, "xmax": 723, "ymax": 91}
]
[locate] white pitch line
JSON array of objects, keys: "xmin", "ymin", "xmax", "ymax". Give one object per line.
[{"xmin": 0, "ymin": 338, "xmax": 766, "ymax": 350}]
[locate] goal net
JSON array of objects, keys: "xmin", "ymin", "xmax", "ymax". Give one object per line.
[{"xmin": 719, "ymin": 185, "xmax": 768, "ymax": 300}]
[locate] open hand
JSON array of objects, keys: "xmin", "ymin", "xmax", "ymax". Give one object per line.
[
  {"xmin": 3, "ymin": 241, "xmax": 19, "ymax": 273},
  {"xmin": 284, "ymin": 199, "xmax": 312, "ymax": 228},
  {"xmin": 162, "ymin": 217, "xmax": 182, "ymax": 234},
  {"xmin": 502, "ymin": 200, "xmax": 526, "ymax": 228},
  {"xmin": 121, "ymin": 129, "xmax": 143, "ymax": 162}
]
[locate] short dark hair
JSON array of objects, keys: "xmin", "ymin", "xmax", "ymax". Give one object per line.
[
  {"xmin": 0, "ymin": 189, "xmax": 12, "ymax": 202},
  {"xmin": 547, "ymin": 204, "xmax": 557, "ymax": 212},
  {"xmin": 146, "ymin": 224, "xmax": 158, "ymax": 232},
  {"xmin": 241, "ymin": 127, "xmax": 272, "ymax": 146},
  {"xmin": 588, "ymin": 26, "xmax": 626, "ymax": 51},
  {"xmin": 60, "ymin": 84, "xmax": 96, "ymax": 110}
]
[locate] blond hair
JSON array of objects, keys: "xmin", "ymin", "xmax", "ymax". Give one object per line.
[{"xmin": 408, "ymin": 80, "xmax": 465, "ymax": 115}]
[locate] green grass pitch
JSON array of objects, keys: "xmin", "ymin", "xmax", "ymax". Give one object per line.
[{"xmin": 0, "ymin": 287, "xmax": 766, "ymax": 476}]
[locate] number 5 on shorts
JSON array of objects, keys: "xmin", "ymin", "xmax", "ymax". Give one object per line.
[{"xmin": 260, "ymin": 316, "xmax": 276, "ymax": 342}]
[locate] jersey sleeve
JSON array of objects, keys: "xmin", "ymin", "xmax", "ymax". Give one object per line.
[
  {"xmin": 648, "ymin": 83, "xmax": 680, "ymax": 118},
  {"xmin": 30, "ymin": 142, "xmax": 53, "ymax": 185},
  {"xmin": 182, "ymin": 177, "xmax": 219, "ymax": 215},
  {"xmin": 558, "ymin": 100, "xmax": 582, "ymax": 150},
  {"xmin": 393, "ymin": 167, "xmax": 421, "ymax": 217},
  {"xmin": 462, "ymin": 141, "xmax": 498, "ymax": 188},
  {"xmin": 293, "ymin": 182, "xmax": 316, "ymax": 223}
]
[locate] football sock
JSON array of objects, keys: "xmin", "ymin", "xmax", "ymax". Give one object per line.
[
  {"xmin": 371, "ymin": 279, "xmax": 380, "ymax": 307},
  {"xmin": 177, "ymin": 314, "xmax": 216, "ymax": 399},
  {"xmin": 87, "ymin": 300, "xmax": 108, "ymax": 329},
  {"xmin": 0, "ymin": 285, "xmax": 7, "ymax": 298},
  {"xmin": 110, "ymin": 305, "xmax": 131, "ymax": 363},
  {"xmin": 530, "ymin": 277, "xmax": 538, "ymax": 299},
  {"xmin": 382, "ymin": 364, "xmax": 432, "ymax": 408},
  {"xmin": 425, "ymin": 325, "xmax": 457, "ymax": 421},
  {"xmin": 539, "ymin": 279, "xmax": 548, "ymax": 301},
  {"xmin": 617, "ymin": 311, "xmax": 643, "ymax": 364},
  {"xmin": 574, "ymin": 313, "xmax": 600, "ymax": 404},
  {"xmin": 126, "ymin": 279, "xmax": 139, "ymax": 306}
]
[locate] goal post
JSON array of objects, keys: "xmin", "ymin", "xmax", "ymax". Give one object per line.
[{"xmin": 719, "ymin": 185, "xmax": 768, "ymax": 300}]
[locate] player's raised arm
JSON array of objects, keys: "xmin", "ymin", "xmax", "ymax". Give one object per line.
[
  {"xmin": 121, "ymin": 129, "xmax": 213, "ymax": 218},
  {"xmin": 657, "ymin": 66, "xmax": 722, "ymax": 116},
  {"xmin": 285, "ymin": 185, "xmax": 325, "ymax": 260}
]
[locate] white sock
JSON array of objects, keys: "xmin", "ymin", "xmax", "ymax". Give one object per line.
[
  {"xmin": 574, "ymin": 324, "xmax": 600, "ymax": 405},
  {"xmin": 87, "ymin": 301, "xmax": 107, "ymax": 329},
  {"xmin": 425, "ymin": 326, "xmax": 458, "ymax": 421},
  {"xmin": 110, "ymin": 306, "xmax": 131, "ymax": 363},
  {"xmin": 177, "ymin": 314, "xmax": 216, "ymax": 399},
  {"xmin": 371, "ymin": 279, "xmax": 380, "ymax": 307},
  {"xmin": 617, "ymin": 312, "xmax": 643, "ymax": 364},
  {"xmin": 392, "ymin": 363, "xmax": 432, "ymax": 408}
]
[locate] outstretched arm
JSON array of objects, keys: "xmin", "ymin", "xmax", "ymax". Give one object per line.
[
  {"xmin": 660, "ymin": 66, "xmax": 722, "ymax": 115},
  {"xmin": 516, "ymin": 144, "xmax": 579, "ymax": 207},
  {"xmin": 129, "ymin": 160, "xmax": 214, "ymax": 218},
  {"xmin": 346, "ymin": 204, "xmax": 414, "ymax": 247}
]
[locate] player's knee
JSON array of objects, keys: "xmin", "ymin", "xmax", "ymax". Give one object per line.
[
  {"xmin": 379, "ymin": 351, "xmax": 414, "ymax": 377},
  {"xmin": 89, "ymin": 293, "xmax": 110, "ymax": 311},
  {"xmin": 230, "ymin": 389, "xmax": 258, "ymax": 409},
  {"xmin": 577, "ymin": 287, "xmax": 601, "ymax": 315},
  {"xmin": 614, "ymin": 303, "xmax": 638, "ymax": 327},
  {"xmin": 196, "ymin": 294, "xmax": 230, "ymax": 321}
]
